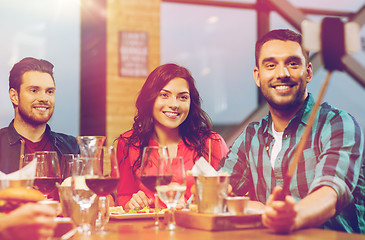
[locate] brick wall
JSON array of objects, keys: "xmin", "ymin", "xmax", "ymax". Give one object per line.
[{"xmin": 106, "ymin": 0, "xmax": 161, "ymax": 147}]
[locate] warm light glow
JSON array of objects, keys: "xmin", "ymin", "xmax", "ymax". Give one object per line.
[{"xmin": 207, "ymin": 16, "xmax": 219, "ymax": 24}]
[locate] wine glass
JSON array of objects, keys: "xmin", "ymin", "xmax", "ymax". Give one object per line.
[
  {"xmin": 156, "ymin": 156, "xmax": 186, "ymax": 230},
  {"xmin": 140, "ymin": 146, "xmax": 170, "ymax": 228},
  {"xmin": 71, "ymin": 157, "xmax": 97, "ymax": 236},
  {"xmin": 61, "ymin": 154, "xmax": 80, "ymax": 182},
  {"xmin": 33, "ymin": 151, "xmax": 61, "ymax": 199},
  {"xmin": 84, "ymin": 146, "xmax": 119, "ymax": 233}
]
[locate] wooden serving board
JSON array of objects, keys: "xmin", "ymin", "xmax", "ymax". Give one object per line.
[{"xmin": 174, "ymin": 210, "xmax": 263, "ymax": 231}]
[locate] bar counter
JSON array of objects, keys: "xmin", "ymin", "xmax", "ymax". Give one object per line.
[{"xmin": 69, "ymin": 219, "xmax": 365, "ymax": 240}]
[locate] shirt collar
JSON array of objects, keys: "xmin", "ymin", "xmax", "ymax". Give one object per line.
[
  {"xmin": 8, "ymin": 119, "xmax": 54, "ymax": 145},
  {"xmin": 265, "ymin": 93, "xmax": 315, "ymax": 135},
  {"xmin": 290, "ymin": 93, "xmax": 315, "ymax": 126},
  {"xmin": 7, "ymin": 120, "xmax": 22, "ymax": 145}
]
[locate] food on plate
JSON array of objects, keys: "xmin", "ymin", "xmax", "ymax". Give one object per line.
[
  {"xmin": 0, "ymin": 187, "xmax": 45, "ymax": 213},
  {"xmin": 109, "ymin": 206, "xmax": 168, "ymax": 215},
  {"xmin": 127, "ymin": 206, "xmax": 156, "ymax": 214},
  {"xmin": 109, "ymin": 206, "xmax": 124, "ymax": 215}
]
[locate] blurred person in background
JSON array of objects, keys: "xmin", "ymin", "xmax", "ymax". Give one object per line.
[
  {"xmin": 0, "ymin": 57, "xmax": 79, "ymax": 174},
  {"xmin": 116, "ymin": 63, "xmax": 228, "ymax": 211},
  {"xmin": 219, "ymin": 29, "xmax": 365, "ymax": 233}
]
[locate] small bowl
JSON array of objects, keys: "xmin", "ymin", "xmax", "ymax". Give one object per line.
[{"xmin": 226, "ymin": 196, "xmax": 249, "ymax": 215}]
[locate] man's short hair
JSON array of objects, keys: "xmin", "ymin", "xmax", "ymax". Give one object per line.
[
  {"xmin": 255, "ymin": 29, "xmax": 310, "ymax": 67},
  {"xmin": 9, "ymin": 57, "xmax": 54, "ymax": 92}
]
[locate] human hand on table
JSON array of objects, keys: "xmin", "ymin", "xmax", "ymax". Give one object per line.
[
  {"xmin": 262, "ymin": 186, "xmax": 297, "ymax": 233},
  {"xmin": 125, "ymin": 190, "xmax": 153, "ymax": 211},
  {"xmin": 0, "ymin": 203, "xmax": 57, "ymax": 240}
]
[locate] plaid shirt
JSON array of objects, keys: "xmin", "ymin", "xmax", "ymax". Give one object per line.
[{"xmin": 219, "ymin": 93, "xmax": 365, "ymax": 233}]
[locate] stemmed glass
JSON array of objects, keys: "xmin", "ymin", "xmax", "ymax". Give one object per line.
[
  {"xmin": 61, "ymin": 154, "xmax": 80, "ymax": 182},
  {"xmin": 32, "ymin": 151, "xmax": 61, "ymax": 199},
  {"xmin": 156, "ymin": 156, "xmax": 186, "ymax": 230},
  {"xmin": 71, "ymin": 157, "xmax": 97, "ymax": 236},
  {"xmin": 84, "ymin": 146, "xmax": 120, "ymax": 232},
  {"xmin": 140, "ymin": 146, "xmax": 170, "ymax": 228}
]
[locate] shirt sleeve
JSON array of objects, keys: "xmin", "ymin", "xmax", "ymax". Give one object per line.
[
  {"xmin": 218, "ymin": 129, "xmax": 254, "ymax": 197},
  {"xmin": 309, "ymin": 110, "xmax": 365, "ymax": 212},
  {"xmin": 208, "ymin": 132, "xmax": 229, "ymax": 169},
  {"xmin": 116, "ymin": 137, "xmax": 139, "ymax": 208}
]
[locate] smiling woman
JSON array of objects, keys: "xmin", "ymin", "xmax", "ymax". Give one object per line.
[
  {"xmin": 153, "ymin": 77, "xmax": 191, "ymax": 133},
  {"xmin": 115, "ymin": 63, "xmax": 229, "ymax": 211}
]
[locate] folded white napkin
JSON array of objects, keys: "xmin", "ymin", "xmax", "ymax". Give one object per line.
[
  {"xmin": 190, "ymin": 157, "xmax": 219, "ymax": 177},
  {"xmin": 0, "ymin": 159, "xmax": 37, "ymax": 180}
]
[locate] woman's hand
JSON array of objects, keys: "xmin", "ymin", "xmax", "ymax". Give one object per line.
[{"xmin": 125, "ymin": 190, "xmax": 153, "ymax": 211}]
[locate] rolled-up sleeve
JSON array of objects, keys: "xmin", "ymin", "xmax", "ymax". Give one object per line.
[
  {"xmin": 309, "ymin": 110, "xmax": 364, "ymax": 212},
  {"xmin": 218, "ymin": 131, "xmax": 252, "ymax": 196}
]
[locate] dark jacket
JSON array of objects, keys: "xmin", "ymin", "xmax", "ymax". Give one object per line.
[{"xmin": 0, "ymin": 120, "xmax": 80, "ymax": 174}]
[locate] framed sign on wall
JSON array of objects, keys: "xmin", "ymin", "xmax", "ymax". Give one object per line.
[{"xmin": 119, "ymin": 31, "xmax": 149, "ymax": 78}]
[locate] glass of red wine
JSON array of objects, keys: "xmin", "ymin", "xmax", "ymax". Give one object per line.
[
  {"xmin": 85, "ymin": 146, "xmax": 120, "ymax": 232},
  {"xmin": 33, "ymin": 151, "xmax": 61, "ymax": 199},
  {"xmin": 140, "ymin": 146, "xmax": 170, "ymax": 228}
]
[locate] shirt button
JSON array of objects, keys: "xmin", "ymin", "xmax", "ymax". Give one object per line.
[{"xmin": 266, "ymin": 146, "xmax": 269, "ymax": 151}]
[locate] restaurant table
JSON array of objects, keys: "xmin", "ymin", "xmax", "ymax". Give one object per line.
[{"xmin": 68, "ymin": 218, "xmax": 365, "ymax": 240}]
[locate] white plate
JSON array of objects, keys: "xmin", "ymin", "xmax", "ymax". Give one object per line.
[{"xmin": 109, "ymin": 212, "xmax": 164, "ymax": 220}]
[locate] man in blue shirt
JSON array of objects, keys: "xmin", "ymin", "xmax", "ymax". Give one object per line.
[{"xmin": 219, "ymin": 29, "xmax": 364, "ymax": 233}]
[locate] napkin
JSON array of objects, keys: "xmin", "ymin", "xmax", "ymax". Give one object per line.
[
  {"xmin": 0, "ymin": 159, "xmax": 37, "ymax": 189},
  {"xmin": 0, "ymin": 159, "xmax": 37, "ymax": 180},
  {"xmin": 190, "ymin": 157, "xmax": 219, "ymax": 177}
]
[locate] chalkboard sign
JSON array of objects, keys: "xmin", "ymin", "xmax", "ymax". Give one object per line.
[{"xmin": 119, "ymin": 31, "xmax": 148, "ymax": 77}]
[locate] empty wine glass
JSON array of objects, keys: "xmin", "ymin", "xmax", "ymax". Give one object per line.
[
  {"xmin": 71, "ymin": 157, "xmax": 97, "ymax": 236},
  {"xmin": 156, "ymin": 156, "xmax": 186, "ymax": 230},
  {"xmin": 23, "ymin": 153, "xmax": 36, "ymax": 168},
  {"xmin": 33, "ymin": 151, "xmax": 61, "ymax": 199},
  {"xmin": 61, "ymin": 154, "xmax": 80, "ymax": 181},
  {"xmin": 140, "ymin": 146, "xmax": 170, "ymax": 228}
]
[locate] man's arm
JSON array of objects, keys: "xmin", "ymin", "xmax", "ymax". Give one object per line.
[
  {"xmin": 218, "ymin": 130, "xmax": 254, "ymax": 197},
  {"xmin": 262, "ymin": 185, "xmax": 337, "ymax": 233}
]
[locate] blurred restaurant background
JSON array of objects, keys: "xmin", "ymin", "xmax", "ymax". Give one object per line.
[{"xmin": 0, "ymin": 0, "xmax": 364, "ymax": 147}]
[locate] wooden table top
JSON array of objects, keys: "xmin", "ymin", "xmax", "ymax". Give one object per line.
[{"xmin": 69, "ymin": 218, "xmax": 365, "ymax": 240}]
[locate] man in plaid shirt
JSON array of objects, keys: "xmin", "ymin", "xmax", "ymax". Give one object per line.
[{"xmin": 219, "ymin": 29, "xmax": 364, "ymax": 233}]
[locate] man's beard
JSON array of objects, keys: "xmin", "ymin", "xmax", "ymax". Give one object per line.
[
  {"xmin": 265, "ymin": 95, "xmax": 303, "ymax": 111},
  {"xmin": 18, "ymin": 105, "xmax": 53, "ymax": 126},
  {"xmin": 261, "ymin": 80, "xmax": 307, "ymax": 112}
]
